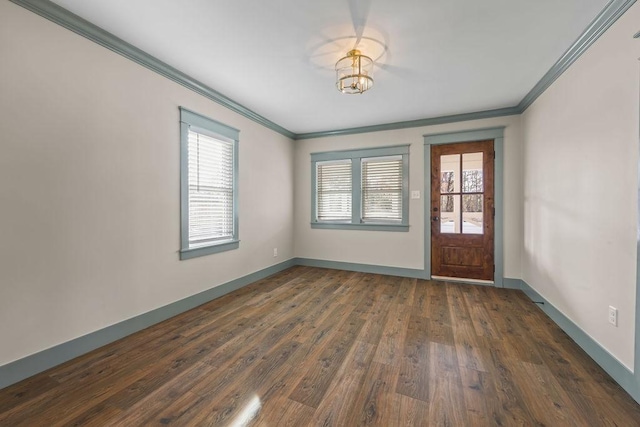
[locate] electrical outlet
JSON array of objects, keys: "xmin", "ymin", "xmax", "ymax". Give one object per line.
[
  {"xmin": 411, "ymin": 190, "xmax": 420, "ymax": 199},
  {"xmin": 608, "ymin": 306, "xmax": 618, "ymax": 326},
  {"xmin": 273, "ymin": 247, "xmax": 278, "ymax": 257}
]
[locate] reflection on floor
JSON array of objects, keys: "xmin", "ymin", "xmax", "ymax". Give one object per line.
[{"xmin": 0, "ymin": 266, "xmax": 639, "ymax": 425}]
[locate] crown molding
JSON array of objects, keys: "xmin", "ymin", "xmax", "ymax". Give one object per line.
[
  {"xmin": 10, "ymin": 0, "xmax": 637, "ymax": 141},
  {"xmin": 294, "ymin": 107, "xmax": 520, "ymax": 140},
  {"xmin": 9, "ymin": 0, "xmax": 296, "ymax": 139},
  {"xmin": 518, "ymin": 0, "xmax": 637, "ymax": 112},
  {"xmin": 299, "ymin": 0, "xmax": 636, "ymax": 138}
]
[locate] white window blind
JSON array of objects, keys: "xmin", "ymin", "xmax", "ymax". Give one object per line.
[
  {"xmin": 317, "ymin": 160, "xmax": 352, "ymax": 221},
  {"xmin": 187, "ymin": 130, "xmax": 234, "ymax": 248},
  {"xmin": 362, "ymin": 155, "xmax": 403, "ymax": 222}
]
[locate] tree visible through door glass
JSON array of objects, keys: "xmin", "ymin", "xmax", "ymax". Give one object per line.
[
  {"xmin": 462, "ymin": 152, "xmax": 483, "ymax": 234},
  {"xmin": 440, "ymin": 154, "xmax": 459, "ymax": 233},
  {"xmin": 439, "ymin": 152, "xmax": 483, "ymax": 234}
]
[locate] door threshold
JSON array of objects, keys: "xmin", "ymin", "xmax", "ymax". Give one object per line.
[{"xmin": 431, "ymin": 275, "xmax": 494, "ymax": 286}]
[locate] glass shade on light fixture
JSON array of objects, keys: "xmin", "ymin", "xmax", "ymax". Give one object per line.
[{"xmin": 335, "ymin": 49, "xmax": 374, "ymax": 94}]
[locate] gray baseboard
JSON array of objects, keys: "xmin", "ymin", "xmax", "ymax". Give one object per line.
[
  {"xmin": 503, "ymin": 278, "xmax": 523, "ymax": 289},
  {"xmin": 0, "ymin": 258, "xmax": 296, "ymax": 389},
  {"xmin": 293, "ymin": 257, "xmax": 427, "ymax": 279},
  {"xmin": 3, "ymin": 260, "xmax": 638, "ymax": 407},
  {"xmin": 0, "ymin": 257, "xmax": 424, "ymax": 389},
  {"xmin": 509, "ymin": 279, "xmax": 639, "ymax": 404}
]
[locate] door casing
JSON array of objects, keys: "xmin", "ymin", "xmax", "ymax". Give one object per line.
[{"xmin": 423, "ymin": 127, "xmax": 505, "ymax": 287}]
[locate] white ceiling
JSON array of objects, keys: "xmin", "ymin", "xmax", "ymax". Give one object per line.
[{"xmin": 51, "ymin": 0, "xmax": 609, "ymax": 134}]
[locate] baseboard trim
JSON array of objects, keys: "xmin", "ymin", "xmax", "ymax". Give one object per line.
[
  {"xmin": 293, "ymin": 257, "xmax": 427, "ymax": 279},
  {"xmin": 0, "ymin": 258, "xmax": 296, "ymax": 390},
  {"xmin": 503, "ymin": 278, "xmax": 523, "ymax": 289},
  {"xmin": 512, "ymin": 279, "xmax": 639, "ymax": 404},
  {"xmin": 3, "ymin": 260, "xmax": 638, "ymax": 406}
]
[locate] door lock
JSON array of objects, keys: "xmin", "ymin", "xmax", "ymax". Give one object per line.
[{"xmin": 432, "ymin": 216, "xmax": 439, "ymax": 221}]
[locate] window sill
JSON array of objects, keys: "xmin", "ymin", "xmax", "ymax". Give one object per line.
[
  {"xmin": 179, "ymin": 240, "xmax": 240, "ymax": 260},
  {"xmin": 311, "ymin": 223, "xmax": 409, "ymax": 232}
]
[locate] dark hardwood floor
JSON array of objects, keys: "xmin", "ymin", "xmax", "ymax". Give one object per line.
[{"xmin": 1, "ymin": 266, "xmax": 639, "ymax": 426}]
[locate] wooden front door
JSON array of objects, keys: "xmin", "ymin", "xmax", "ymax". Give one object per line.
[{"xmin": 431, "ymin": 140, "xmax": 495, "ymax": 280}]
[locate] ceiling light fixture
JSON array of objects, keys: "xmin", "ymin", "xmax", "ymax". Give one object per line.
[{"xmin": 335, "ymin": 49, "xmax": 374, "ymax": 94}]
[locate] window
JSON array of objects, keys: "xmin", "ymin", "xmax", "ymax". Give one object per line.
[
  {"xmin": 179, "ymin": 108, "xmax": 239, "ymax": 260},
  {"xmin": 316, "ymin": 160, "xmax": 352, "ymax": 221},
  {"xmin": 311, "ymin": 145, "xmax": 409, "ymax": 231},
  {"xmin": 362, "ymin": 156, "xmax": 403, "ymax": 222}
]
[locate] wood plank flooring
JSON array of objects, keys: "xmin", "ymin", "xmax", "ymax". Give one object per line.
[{"xmin": 1, "ymin": 266, "xmax": 639, "ymax": 426}]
